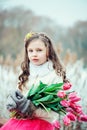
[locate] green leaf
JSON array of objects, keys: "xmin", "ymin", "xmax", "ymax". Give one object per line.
[
  {"xmin": 47, "ymin": 105, "xmax": 58, "ymax": 111},
  {"xmin": 27, "ymin": 84, "xmax": 35, "ymax": 98},
  {"xmin": 32, "ymin": 101, "xmax": 40, "ymax": 106},
  {"xmin": 34, "ymin": 95, "xmax": 53, "ymax": 102},
  {"xmin": 35, "ymin": 81, "xmax": 47, "ymax": 93},
  {"xmin": 46, "ymin": 102, "xmax": 58, "ymax": 107},
  {"xmin": 43, "ymin": 92, "xmax": 57, "ymax": 96},
  {"xmin": 27, "ymin": 81, "xmax": 47, "ymax": 97},
  {"xmin": 38, "ymin": 85, "xmax": 48, "ymax": 94},
  {"xmin": 44, "ymin": 83, "xmax": 63, "ymax": 92},
  {"xmin": 32, "ymin": 93, "xmax": 42, "ymax": 100},
  {"xmin": 47, "ymin": 97, "xmax": 62, "ymax": 103}
]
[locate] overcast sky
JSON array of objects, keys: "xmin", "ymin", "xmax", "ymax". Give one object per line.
[{"xmin": 0, "ymin": 0, "xmax": 87, "ymax": 27}]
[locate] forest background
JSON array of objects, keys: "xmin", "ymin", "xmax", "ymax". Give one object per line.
[{"xmin": 0, "ymin": 0, "xmax": 87, "ymax": 67}]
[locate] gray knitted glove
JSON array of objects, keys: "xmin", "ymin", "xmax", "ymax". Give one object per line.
[{"xmin": 6, "ymin": 90, "xmax": 36, "ymax": 117}]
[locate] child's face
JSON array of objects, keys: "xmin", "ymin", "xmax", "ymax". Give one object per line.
[{"xmin": 27, "ymin": 39, "xmax": 48, "ymax": 65}]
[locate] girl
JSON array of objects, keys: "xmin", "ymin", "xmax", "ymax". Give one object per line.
[{"xmin": 0, "ymin": 32, "xmax": 68, "ymax": 130}]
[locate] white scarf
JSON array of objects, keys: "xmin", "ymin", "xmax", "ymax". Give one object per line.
[{"xmin": 30, "ymin": 61, "xmax": 54, "ymax": 77}]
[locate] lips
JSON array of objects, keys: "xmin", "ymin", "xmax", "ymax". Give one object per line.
[{"xmin": 32, "ymin": 59, "xmax": 39, "ymax": 62}]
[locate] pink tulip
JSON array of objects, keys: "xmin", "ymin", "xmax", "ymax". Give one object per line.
[
  {"xmin": 57, "ymin": 91, "xmax": 66, "ymax": 98},
  {"xmin": 63, "ymin": 116, "xmax": 71, "ymax": 126},
  {"xmin": 69, "ymin": 102, "xmax": 77, "ymax": 109},
  {"xmin": 63, "ymin": 83, "xmax": 72, "ymax": 90},
  {"xmin": 67, "ymin": 112, "xmax": 76, "ymax": 121},
  {"xmin": 68, "ymin": 92, "xmax": 81, "ymax": 102},
  {"xmin": 68, "ymin": 92, "xmax": 77, "ymax": 99},
  {"xmin": 70, "ymin": 97, "xmax": 81, "ymax": 103},
  {"xmin": 80, "ymin": 114, "xmax": 87, "ymax": 122},
  {"xmin": 66, "ymin": 107, "xmax": 75, "ymax": 114},
  {"xmin": 69, "ymin": 102, "xmax": 83, "ymax": 113},
  {"xmin": 52, "ymin": 120, "xmax": 61, "ymax": 129},
  {"xmin": 75, "ymin": 105, "xmax": 83, "ymax": 114},
  {"xmin": 60, "ymin": 100, "xmax": 70, "ymax": 107}
]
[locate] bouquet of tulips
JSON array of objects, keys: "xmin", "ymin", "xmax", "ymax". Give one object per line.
[{"xmin": 27, "ymin": 81, "xmax": 87, "ymax": 129}]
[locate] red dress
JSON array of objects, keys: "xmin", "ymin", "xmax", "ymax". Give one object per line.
[{"xmin": 0, "ymin": 118, "xmax": 54, "ymax": 130}]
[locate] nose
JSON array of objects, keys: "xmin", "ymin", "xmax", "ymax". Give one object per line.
[{"xmin": 32, "ymin": 51, "xmax": 37, "ymax": 56}]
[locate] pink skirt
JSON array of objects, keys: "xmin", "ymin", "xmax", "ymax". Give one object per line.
[{"xmin": 0, "ymin": 118, "xmax": 54, "ymax": 130}]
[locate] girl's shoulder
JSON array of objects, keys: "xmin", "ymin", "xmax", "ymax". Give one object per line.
[
  {"xmin": 39, "ymin": 70, "xmax": 63, "ymax": 84},
  {"xmin": 48, "ymin": 70, "xmax": 63, "ymax": 83}
]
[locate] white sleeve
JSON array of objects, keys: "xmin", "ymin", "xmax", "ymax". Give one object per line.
[
  {"xmin": 34, "ymin": 108, "xmax": 59, "ymax": 123},
  {"xmin": 48, "ymin": 71, "xmax": 63, "ymax": 84},
  {"xmin": 53, "ymin": 75, "xmax": 63, "ymax": 84}
]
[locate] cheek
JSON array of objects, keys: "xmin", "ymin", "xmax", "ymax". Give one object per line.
[{"xmin": 41, "ymin": 53, "xmax": 47, "ymax": 60}]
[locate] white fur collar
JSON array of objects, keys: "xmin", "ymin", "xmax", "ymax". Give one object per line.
[{"xmin": 30, "ymin": 61, "xmax": 54, "ymax": 77}]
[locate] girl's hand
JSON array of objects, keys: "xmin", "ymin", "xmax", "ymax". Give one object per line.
[{"xmin": 6, "ymin": 90, "xmax": 36, "ymax": 117}]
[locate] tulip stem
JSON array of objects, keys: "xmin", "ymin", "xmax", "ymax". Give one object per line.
[{"xmin": 61, "ymin": 109, "xmax": 66, "ymax": 114}]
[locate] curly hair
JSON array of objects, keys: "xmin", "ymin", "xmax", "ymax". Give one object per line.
[{"xmin": 18, "ymin": 32, "xmax": 68, "ymax": 90}]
